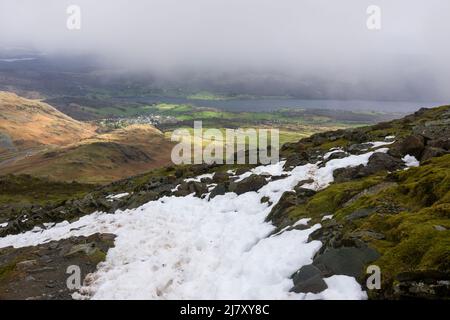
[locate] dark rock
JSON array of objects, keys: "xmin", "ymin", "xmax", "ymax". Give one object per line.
[
  {"xmin": 388, "ymin": 135, "xmax": 425, "ymax": 159},
  {"xmin": 265, "ymin": 191, "xmax": 297, "ymax": 225},
  {"xmin": 260, "ymin": 196, "xmax": 271, "ymax": 204},
  {"xmin": 392, "ymin": 271, "xmax": 450, "ymax": 299},
  {"xmin": 234, "ymin": 167, "xmax": 249, "ymax": 176},
  {"xmin": 325, "ymin": 151, "xmax": 348, "ymax": 161},
  {"xmin": 345, "ymin": 208, "xmax": 377, "ymax": 221},
  {"xmin": 294, "ymin": 187, "xmax": 316, "ymax": 204},
  {"xmin": 313, "ymin": 246, "xmax": 380, "ymax": 278},
  {"xmin": 283, "ymin": 152, "xmax": 309, "ymax": 169},
  {"xmin": 420, "ymin": 147, "xmax": 448, "ymax": 162},
  {"xmin": 291, "ymin": 265, "xmax": 328, "ymax": 294},
  {"xmin": 228, "ymin": 174, "xmax": 268, "ymax": 195},
  {"xmin": 364, "ymin": 152, "xmax": 404, "ymax": 173},
  {"xmin": 333, "ymin": 165, "xmax": 365, "ymax": 183},
  {"xmin": 348, "ymin": 143, "xmax": 372, "ymax": 154},
  {"xmin": 175, "ymin": 181, "xmax": 209, "ymax": 198},
  {"xmin": 200, "ymin": 177, "xmax": 213, "ymax": 184},
  {"xmin": 212, "ymin": 172, "xmax": 229, "ymax": 183},
  {"xmin": 124, "ymin": 191, "xmax": 159, "ymax": 209},
  {"xmin": 348, "ymin": 230, "xmax": 385, "ymax": 241},
  {"xmin": 333, "ymin": 153, "xmax": 403, "ymax": 183},
  {"xmin": 209, "ymin": 183, "xmax": 229, "ymax": 199},
  {"xmin": 427, "ymin": 138, "xmax": 450, "ymax": 150}
]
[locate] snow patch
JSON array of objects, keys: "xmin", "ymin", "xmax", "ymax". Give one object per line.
[
  {"xmin": 402, "ymin": 155, "xmax": 420, "ymax": 168},
  {"xmin": 106, "ymin": 193, "xmax": 130, "ymax": 201}
]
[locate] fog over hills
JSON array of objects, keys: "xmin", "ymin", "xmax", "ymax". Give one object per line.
[{"xmin": 1, "ymin": 0, "xmax": 450, "ymax": 102}]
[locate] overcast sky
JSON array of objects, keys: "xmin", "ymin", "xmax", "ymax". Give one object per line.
[{"xmin": 1, "ymin": 0, "xmax": 449, "ymax": 101}]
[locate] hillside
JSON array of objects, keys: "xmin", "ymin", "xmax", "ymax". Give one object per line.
[
  {"xmin": 0, "ymin": 92, "xmax": 174, "ymax": 184},
  {"xmin": 0, "ymin": 124, "xmax": 174, "ymax": 184},
  {"xmin": 0, "ymin": 105, "xmax": 448, "ymax": 300},
  {"xmin": 0, "ymin": 91, "xmax": 96, "ymax": 154}
]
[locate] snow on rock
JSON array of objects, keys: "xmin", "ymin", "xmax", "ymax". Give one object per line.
[
  {"xmin": 368, "ymin": 140, "xmax": 395, "ymax": 148},
  {"xmin": 184, "ymin": 173, "xmax": 215, "ymax": 183},
  {"xmin": 323, "ymin": 148, "xmax": 345, "ymax": 160},
  {"xmin": 106, "ymin": 193, "xmax": 130, "ymax": 201},
  {"xmin": 402, "ymin": 155, "xmax": 420, "ymax": 168},
  {"xmin": 0, "ymin": 146, "xmax": 393, "ymax": 300},
  {"xmin": 235, "ymin": 161, "xmax": 287, "ymax": 182},
  {"xmin": 322, "ymin": 215, "xmax": 333, "ymax": 221}
]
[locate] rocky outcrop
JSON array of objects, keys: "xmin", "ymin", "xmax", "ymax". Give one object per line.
[
  {"xmin": 228, "ymin": 174, "xmax": 268, "ymax": 195},
  {"xmin": 0, "ymin": 233, "xmax": 115, "ymax": 300}
]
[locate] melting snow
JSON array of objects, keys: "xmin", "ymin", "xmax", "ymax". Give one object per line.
[
  {"xmin": 184, "ymin": 173, "xmax": 215, "ymax": 183},
  {"xmin": 402, "ymin": 154, "xmax": 420, "ymax": 168},
  {"xmin": 0, "ymin": 146, "xmax": 391, "ymax": 300},
  {"xmin": 106, "ymin": 193, "xmax": 130, "ymax": 200}
]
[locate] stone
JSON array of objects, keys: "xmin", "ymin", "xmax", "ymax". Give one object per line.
[
  {"xmin": 420, "ymin": 147, "xmax": 447, "ymax": 162},
  {"xmin": 209, "ymin": 183, "xmax": 228, "ymax": 199},
  {"xmin": 228, "ymin": 174, "xmax": 268, "ymax": 195},
  {"xmin": 291, "ymin": 265, "xmax": 328, "ymax": 294},
  {"xmin": 283, "ymin": 152, "xmax": 310, "ymax": 169},
  {"xmin": 388, "ymin": 135, "xmax": 425, "ymax": 159},
  {"xmin": 427, "ymin": 138, "xmax": 450, "ymax": 150},
  {"xmin": 313, "ymin": 246, "xmax": 380, "ymax": 278},
  {"xmin": 265, "ymin": 191, "xmax": 297, "ymax": 225},
  {"xmin": 364, "ymin": 152, "xmax": 404, "ymax": 173},
  {"xmin": 333, "ymin": 165, "xmax": 365, "ymax": 183},
  {"xmin": 345, "ymin": 208, "xmax": 377, "ymax": 221},
  {"xmin": 212, "ymin": 172, "xmax": 229, "ymax": 183},
  {"xmin": 348, "ymin": 143, "xmax": 372, "ymax": 154}
]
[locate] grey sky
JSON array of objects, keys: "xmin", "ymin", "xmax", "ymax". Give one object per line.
[{"xmin": 0, "ymin": 0, "xmax": 449, "ymax": 101}]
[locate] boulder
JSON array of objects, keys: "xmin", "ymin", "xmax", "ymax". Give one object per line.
[
  {"xmin": 212, "ymin": 172, "xmax": 229, "ymax": 183},
  {"xmin": 348, "ymin": 143, "xmax": 372, "ymax": 154},
  {"xmin": 209, "ymin": 183, "xmax": 229, "ymax": 199},
  {"xmin": 283, "ymin": 152, "xmax": 310, "ymax": 169},
  {"xmin": 291, "ymin": 265, "xmax": 328, "ymax": 294},
  {"xmin": 124, "ymin": 191, "xmax": 159, "ymax": 209},
  {"xmin": 420, "ymin": 147, "xmax": 448, "ymax": 162},
  {"xmin": 265, "ymin": 191, "xmax": 297, "ymax": 225},
  {"xmin": 313, "ymin": 246, "xmax": 380, "ymax": 278},
  {"xmin": 364, "ymin": 152, "xmax": 404, "ymax": 173},
  {"xmin": 345, "ymin": 208, "xmax": 377, "ymax": 221},
  {"xmin": 388, "ymin": 135, "xmax": 425, "ymax": 159},
  {"xmin": 332, "ymin": 165, "xmax": 365, "ymax": 183},
  {"xmin": 228, "ymin": 174, "xmax": 268, "ymax": 195},
  {"xmin": 427, "ymin": 138, "xmax": 450, "ymax": 150},
  {"xmin": 175, "ymin": 181, "xmax": 209, "ymax": 198}
]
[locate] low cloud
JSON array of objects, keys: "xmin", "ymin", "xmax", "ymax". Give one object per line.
[{"xmin": 0, "ymin": 0, "xmax": 449, "ymax": 101}]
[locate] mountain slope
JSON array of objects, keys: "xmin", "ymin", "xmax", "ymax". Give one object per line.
[
  {"xmin": 0, "ymin": 92, "xmax": 174, "ymax": 184},
  {"xmin": 0, "ymin": 124, "xmax": 174, "ymax": 184},
  {"xmin": 0, "ymin": 105, "xmax": 448, "ymax": 300},
  {"xmin": 0, "ymin": 91, "xmax": 96, "ymax": 153}
]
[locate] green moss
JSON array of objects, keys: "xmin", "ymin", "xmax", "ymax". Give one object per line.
[
  {"xmin": 0, "ymin": 174, "xmax": 96, "ymax": 208},
  {"xmin": 87, "ymin": 249, "xmax": 108, "ymax": 264},
  {"xmin": 289, "ymin": 175, "xmax": 384, "ymax": 223},
  {"xmin": 0, "ymin": 261, "xmax": 17, "ymax": 281}
]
